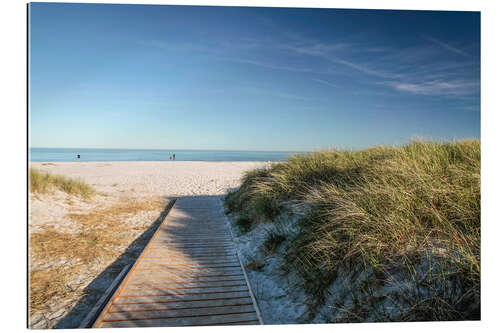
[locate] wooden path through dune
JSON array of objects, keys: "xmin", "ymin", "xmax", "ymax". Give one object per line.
[{"xmin": 92, "ymin": 197, "xmax": 263, "ymax": 328}]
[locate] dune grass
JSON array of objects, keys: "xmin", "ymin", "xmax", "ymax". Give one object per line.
[
  {"xmin": 225, "ymin": 139, "xmax": 480, "ymax": 321},
  {"xmin": 30, "ymin": 168, "xmax": 95, "ymax": 198}
]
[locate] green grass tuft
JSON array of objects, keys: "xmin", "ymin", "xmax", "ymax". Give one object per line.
[{"xmin": 253, "ymin": 194, "xmax": 281, "ymax": 220}]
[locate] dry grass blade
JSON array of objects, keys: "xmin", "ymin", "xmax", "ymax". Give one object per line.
[{"xmin": 29, "ymin": 196, "xmax": 168, "ymax": 314}]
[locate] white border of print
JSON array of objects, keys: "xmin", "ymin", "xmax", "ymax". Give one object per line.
[{"xmin": 2, "ymin": 0, "xmax": 498, "ymax": 332}]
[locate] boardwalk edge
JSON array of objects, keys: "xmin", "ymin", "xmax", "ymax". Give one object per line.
[{"xmin": 90, "ymin": 198, "xmax": 177, "ymax": 328}]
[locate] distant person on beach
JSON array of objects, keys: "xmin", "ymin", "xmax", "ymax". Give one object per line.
[
  {"xmin": 77, "ymin": 154, "xmax": 80, "ymax": 161},
  {"xmin": 169, "ymin": 154, "xmax": 172, "ymax": 160},
  {"xmin": 173, "ymin": 153, "xmax": 176, "ymax": 160}
]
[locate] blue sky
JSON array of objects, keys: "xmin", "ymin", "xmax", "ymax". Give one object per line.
[{"xmin": 29, "ymin": 3, "xmax": 480, "ymax": 151}]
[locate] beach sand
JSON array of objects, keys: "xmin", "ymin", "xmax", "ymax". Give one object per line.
[
  {"xmin": 31, "ymin": 161, "xmax": 268, "ymax": 197},
  {"xmin": 28, "ymin": 161, "xmax": 267, "ymax": 328}
]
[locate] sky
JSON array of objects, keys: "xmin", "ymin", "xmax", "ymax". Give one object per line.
[{"xmin": 28, "ymin": 3, "xmax": 480, "ymax": 151}]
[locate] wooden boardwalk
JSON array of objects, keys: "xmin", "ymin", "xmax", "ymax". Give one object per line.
[{"xmin": 92, "ymin": 197, "xmax": 263, "ymax": 328}]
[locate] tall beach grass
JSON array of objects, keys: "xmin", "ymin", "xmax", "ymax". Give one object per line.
[
  {"xmin": 225, "ymin": 140, "xmax": 480, "ymax": 321},
  {"xmin": 29, "ymin": 168, "xmax": 95, "ymax": 198}
]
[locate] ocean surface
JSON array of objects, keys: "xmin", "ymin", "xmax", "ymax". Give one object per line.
[{"xmin": 29, "ymin": 148, "xmax": 301, "ymax": 162}]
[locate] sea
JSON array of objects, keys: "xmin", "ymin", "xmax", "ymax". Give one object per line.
[{"xmin": 29, "ymin": 148, "xmax": 302, "ymax": 162}]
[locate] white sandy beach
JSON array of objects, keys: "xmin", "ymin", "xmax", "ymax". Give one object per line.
[
  {"xmin": 28, "ymin": 161, "xmax": 267, "ymax": 328},
  {"xmin": 30, "ymin": 161, "xmax": 268, "ymax": 197}
]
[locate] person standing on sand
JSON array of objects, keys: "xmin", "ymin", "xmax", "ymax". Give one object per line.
[
  {"xmin": 169, "ymin": 154, "xmax": 172, "ymax": 160},
  {"xmin": 173, "ymin": 153, "xmax": 176, "ymax": 160},
  {"xmin": 77, "ymin": 154, "xmax": 80, "ymax": 161}
]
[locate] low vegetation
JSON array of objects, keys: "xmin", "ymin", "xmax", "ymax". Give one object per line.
[
  {"xmin": 225, "ymin": 140, "xmax": 480, "ymax": 322},
  {"xmin": 29, "ymin": 170, "xmax": 167, "ymax": 315},
  {"xmin": 29, "ymin": 197, "xmax": 166, "ymax": 313},
  {"xmin": 30, "ymin": 168, "xmax": 95, "ymax": 198}
]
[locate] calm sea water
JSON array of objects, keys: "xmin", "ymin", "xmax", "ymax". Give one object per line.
[{"xmin": 29, "ymin": 148, "xmax": 301, "ymax": 162}]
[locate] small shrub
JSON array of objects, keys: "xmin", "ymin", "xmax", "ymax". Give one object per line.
[
  {"xmin": 263, "ymin": 230, "xmax": 286, "ymax": 254},
  {"xmin": 235, "ymin": 214, "xmax": 253, "ymax": 233},
  {"xmin": 247, "ymin": 260, "xmax": 266, "ymax": 271}
]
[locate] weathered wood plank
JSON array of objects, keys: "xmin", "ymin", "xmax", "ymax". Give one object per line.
[
  {"xmin": 112, "ymin": 290, "xmax": 250, "ymax": 304},
  {"xmin": 104, "ymin": 304, "xmax": 256, "ymax": 321},
  {"xmin": 124, "ymin": 279, "xmax": 247, "ymax": 290},
  {"xmin": 109, "ymin": 296, "xmax": 253, "ymax": 312},
  {"xmin": 99, "ymin": 312, "xmax": 259, "ymax": 327},
  {"xmin": 120, "ymin": 285, "xmax": 249, "ymax": 296},
  {"xmin": 92, "ymin": 197, "xmax": 262, "ymax": 327},
  {"xmin": 127, "ymin": 274, "xmax": 245, "ymax": 285}
]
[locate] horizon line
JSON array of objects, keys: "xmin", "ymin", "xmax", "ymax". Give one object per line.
[{"xmin": 29, "ymin": 147, "xmax": 306, "ymax": 153}]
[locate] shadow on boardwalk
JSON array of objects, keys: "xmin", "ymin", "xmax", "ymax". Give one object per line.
[
  {"xmin": 89, "ymin": 194, "xmax": 260, "ymax": 328},
  {"xmin": 55, "ymin": 195, "xmax": 226, "ymax": 328}
]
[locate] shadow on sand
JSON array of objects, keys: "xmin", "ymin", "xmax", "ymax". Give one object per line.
[{"xmin": 54, "ymin": 196, "xmax": 177, "ymax": 328}]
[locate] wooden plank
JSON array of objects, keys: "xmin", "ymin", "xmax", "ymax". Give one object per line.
[
  {"xmin": 153, "ymin": 237, "xmax": 233, "ymax": 242},
  {"xmin": 145, "ymin": 248, "xmax": 236, "ymax": 256},
  {"xmin": 103, "ymin": 304, "xmax": 256, "ymax": 321},
  {"xmin": 120, "ymin": 285, "xmax": 249, "ymax": 296},
  {"xmin": 140, "ymin": 256, "xmax": 238, "ymax": 262},
  {"xmin": 138, "ymin": 257, "xmax": 239, "ymax": 262},
  {"xmin": 136, "ymin": 262, "xmax": 241, "ymax": 268},
  {"xmin": 157, "ymin": 241, "xmax": 234, "ymax": 245},
  {"xmin": 109, "ymin": 297, "xmax": 253, "ymax": 312},
  {"xmin": 129, "ymin": 272, "xmax": 244, "ymax": 280},
  {"xmin": 112, "ymin": 295, "xmax": 251, "ymax": 306},
  {"xmin": 134, "ymin": 265, "xmax": 242, "ymax": 271},
  {"xmin": 127, "ymin": 274, "xmax": 246, "ymax": 283},
  {"xmin": 92, "ymin": 197, "xmax": 262, "ymax": 328},
  {"xmin": 99, "ymin": 312, "xmax": 259, "ymax": 327},
  {"xmin": 124, "ymin": 280, "xmax": 247, "ymax": 290},
  {"xmin": 127, "ymin": 276, "xmax": 247, "ymax": 284},
  {"xmin": 112, "ymin": 291, "xmax": 251, "ymax": 304},
  {"xmin": 147, "ymin": 243, "xmax": 234, "ymax": 248},
  {"xmin": 155, "ymin": 231, "xmax": 230, "ymax": 235}
]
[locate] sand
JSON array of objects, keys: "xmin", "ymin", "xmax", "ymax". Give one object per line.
[
  {"xmin": 28, "ymin": 161, "xmax": 267, "ymax": 328},
  {"xmin": 31, "ymin": 161, "xmax": 267, "ymax": 197}
]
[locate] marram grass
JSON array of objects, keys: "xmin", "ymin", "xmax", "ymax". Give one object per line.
[
  {"xmin": 29, "ymin": 168, "xmax": 95, "ymax": 198},
  {"xmin": 225, "ymin": 139, "xmax": 480, "ymax": 321}
]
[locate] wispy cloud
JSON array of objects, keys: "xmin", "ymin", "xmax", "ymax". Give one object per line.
[
  {"xmin": 286, "ymin": 38, "xmax": 479, "ymax": 97},
  {"xmin": 312, "ymin": 78, "xmax": 338, "ymax": 88},
  {"xmin": 282, "ymin": 42, "xmax": 350, "ymax": 56},
  {"xmin": 282, "ymin": 41, "xmax": 403, "ymax": 79},
  {"xmin": 380, "ymin": 79, "xmax": 479, "ymax": 97},
  {"xmin": 138, "ymin": 39, "xmax": 212, "ymax": 54},
  {"xmin": 423, "ymin": 36, "xmax": 471, "ymax": 57},
  {"xmin": 139, "ymin": 31, "xmax": 479, "ymax": 99},
  {"xmin": 225, "ymin": 57, "xmax": 330, "ymax": 74},
  {"xmin": 239, "ymin": 86, "xmax": 322, "ymax": 101}
]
